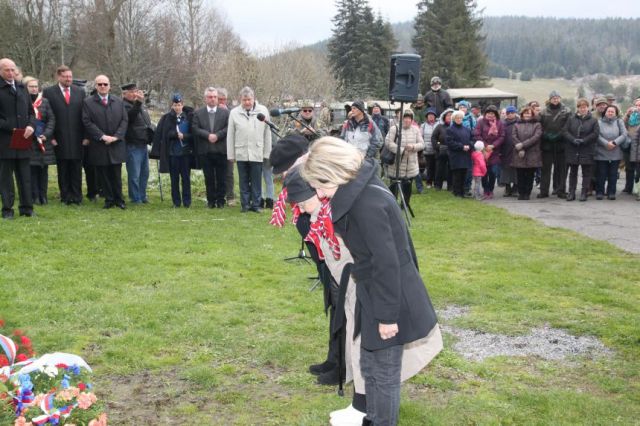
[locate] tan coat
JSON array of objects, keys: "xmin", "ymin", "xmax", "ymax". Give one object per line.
[
  {"xmin": 384, "ymin": 124, "xmax": 424, "ymax": 178},
  {"xmin": 226, "ymin": 102, "xmax": 272, "ymax": 162}
]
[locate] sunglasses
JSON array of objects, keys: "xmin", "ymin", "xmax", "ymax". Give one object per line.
[
  {"xmin": 302, "ymin": 109, "xmax": 313, "ymax": 113},
  {"xmin": 96, "ymin": 83, "xmax": 109, "ymax": 87}
]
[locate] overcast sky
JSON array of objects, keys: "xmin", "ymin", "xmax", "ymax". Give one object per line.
[{"xmin": 212, "ymin": 0, "xmax": 640, "ymax": 52}]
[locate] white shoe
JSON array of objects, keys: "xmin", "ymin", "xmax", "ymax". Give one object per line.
[{"xmin": 329, "ymin": 404, "xmax": 366, "ymax": 425}]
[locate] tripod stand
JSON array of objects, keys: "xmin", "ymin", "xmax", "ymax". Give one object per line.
[
  {"xmin": 283, "ymin": 238, "xmax": 322, "ymax": 291},
  {"xmin": 389, "ymin": 101, "xmax": 414, "ymax": 226}
]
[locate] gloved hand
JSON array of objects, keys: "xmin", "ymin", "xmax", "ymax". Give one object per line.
[
  {"xmin": 572, "ymin": 138, "xmax": 583, "ymax": 146},
  {"xmin": 518, "ymin": 150, "xmax": 525, "ymax": 159},
  {"xmin": 515, "ymin": 143, "xmax": 524, "ymax": 151}
]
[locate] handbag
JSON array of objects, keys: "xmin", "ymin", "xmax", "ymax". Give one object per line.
[{"xmin": 380, "ymin": 125, "xmax": 399, "ymax": 165}]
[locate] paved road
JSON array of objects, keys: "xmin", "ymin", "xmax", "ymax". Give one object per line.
[{"xmin": 485, "ymin": 192, "xmax": 640, "ymax": 254}]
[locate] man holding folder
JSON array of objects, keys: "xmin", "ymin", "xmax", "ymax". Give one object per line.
[{"xmin": 0, "ymin": 58, "xmax": 36, "ymax": 219}]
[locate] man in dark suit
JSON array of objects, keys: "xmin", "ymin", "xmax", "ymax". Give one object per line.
[
  {"xmin": 82, "ymin": 75, "xmax": 128, "ymax": 209},
  {"xmin": 0, "ymin": 58, "xmax": 36, "ymax": 219},
  {"xmin": 42, "ymin": 65, "xmax": 86, "ymax": 204},
  {"xmin": 192, "ymin": 87, "xmax": 230, "ymax": 208}
]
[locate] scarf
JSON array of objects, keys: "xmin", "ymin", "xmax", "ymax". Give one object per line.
[
  {"xmin": 32, "ymin": 94, "xmax": 43, "ymax": 121},
  {"xmin": 487, "ymin": 117, "xmax": 498, "ymax": 137}
]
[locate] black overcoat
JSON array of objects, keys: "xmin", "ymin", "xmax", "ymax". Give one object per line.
[
  {"xmin": 150, "ymin": 107, "xmax": 194, "ymax": 173},
  {"xmin": 0, "ymin": 80, "xmax": 36, "ymax": 160},
  {"xmin": 192, "ymin": 106, "xmax": 230, "ymax": 156},
  {"xmin": 562, "ymin": 112, "xmax": 599, "ymax": 165},
  {"xmin": 331, "ymin": 159, "xmax": 438, "ymax": 351},
  {"xmin": 30, "ymin": 97, "xmax": 57, "ymax": 167},
  {"xmin": 445, "ymin": 122, "xmax": 473, "ymax": 170},
  {"xmin": 82, "ymin": 94, "xmax": 128, "ymax": 166},
  {"xmin": 42, "ymin": 84, "xmax": 85, "ymax": 160}
]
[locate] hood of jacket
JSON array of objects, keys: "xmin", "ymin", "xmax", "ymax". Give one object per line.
[{"xmin": 330, "ymin": 158, "xmax": 379, "ymax": 222}]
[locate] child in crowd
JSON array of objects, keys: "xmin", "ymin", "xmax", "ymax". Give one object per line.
[{"xmin": 472, "ymin": 140, "xmax": 487, "ymax": 200}]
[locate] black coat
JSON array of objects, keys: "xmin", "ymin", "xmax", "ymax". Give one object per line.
[
  {"xmin": 82, "ymin": 94, "xmax": 128, "ymax": 166},
  {"xmin": 424, "ymin": 90, "xmax": 453, "ymax": 117},
  {"xmin": 446, "ymin": 122, "xmax": 473, "ymax": 170},
  {"xmin": 124, "ymin": 99, "xmax": 153, "ymax": 146},
  {"xmin": 562, "ymin": 112, "xmax": 599, "ymax": 165},
  {"xmin": 30, "ymin": 97, "xmax": 57, "ymax": 167},
  {"xmin": 150, "ymin": 107, "xmax": 194, "ymax": 173},
  {"xmin": 431, "ymin": 122, "xmax": 448, "ymax": 155},
  {"xmin": 0, "ymin": 80, "xmax": 36, "ymax": 160},
  {"xmin": 42, "ymin": 84, "xmax": 85, "ymax": 160},
  {"xmin": 331, "ymin": 159, "xmax": 438, "ymax": 351},
  {"xmin": 192, "ymin": 106, "xmax": 230, "ymax": 156},
  {"xmin": 539, "ymin": 103, "xmax": 571, "ymax": 152}
]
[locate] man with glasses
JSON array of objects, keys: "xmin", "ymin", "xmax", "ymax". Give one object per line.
[
  {"xmin": 82, "ymin": 75, "xmax": 128, "ymax": 209},
  {"xmin": 424, "ymin": 76, "xmax": 453, "ymax": 117},
  {"xmin": 285, "ymin": 100, "xmax": 327, "ymax": 142}
]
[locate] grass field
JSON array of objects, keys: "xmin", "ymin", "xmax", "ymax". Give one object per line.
[
  {"xmin": 490, "ymin": 78, "xmax": 580, "ymax": 106},
  {"xmin": 1, "ymin": 170, "xmax": 639, "ymax": 425}
]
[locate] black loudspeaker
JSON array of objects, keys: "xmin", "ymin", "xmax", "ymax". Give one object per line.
[{"xmin": 389, "ymin": 54, "xmax": 421, "ymax": 102}]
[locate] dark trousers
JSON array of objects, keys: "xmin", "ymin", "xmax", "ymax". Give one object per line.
[
  {"xmin": 83, "ymin": 147, "xmax": 100, "ymax": 199},
  {"xmin": 0, "ymin": 158, "xmax": 32, "ymax": 215},
  {"xmin": 169, "ymin": 155, "xmax": 191, "ymax": 207},
  {"xmin": 424, "ymin": 153, "xmax": 436, "ymax": 184},
  {"xmin": 595, "ymin": 160, "xmax": 620, "ymax": 196},
  {"xmin": 624, "ymin": 160, "xmax": 637, "ymax": 192},
  {"xmin": 567, "ymin": 163, "xmax": 593, "ymax": 195},
  {"xmin": 361, "ymin": 344, "xmax": 403, "ymax": 426},
  {"xmin": 516, "ymin": 168, "xmax": 536, "ymax": 197},
  {"xmin": 57, "ymin": 158, "xmax": 82, "ymax": 203},
  {"xmin": 482, "ymin": 164, "xmax": 499, "ymax": 193},
  {"xmin": 96, "ymin": 164, "xmax": 124, "ymax": 206},
  {"xmin": 390, "ymin": 178, "xmax": 413, "ymax": 206},
  {"xmin": 451, "ymin": 168, "xmax": 467, "ymax": 196},
  {"xmin": 30, "ymin": 165, "xmax": 49, "ymax": 203},
  {"xmin": 435, "ymin": 153, "xmax": 450, "ymax": 189},
  {"xmin": 540, "ymin": 149, "xmax": 567, "ymax": 195},
  {"xmin": 226, "ymin": 160, "xmax": 235, "ymax": 200},
  {"xmin": 237, "ymin": 161, "xmax": 262, "ymax": 209},
  {"xmin": 200, "ymin": 153, "xmax": 227, "ymax": 206}
]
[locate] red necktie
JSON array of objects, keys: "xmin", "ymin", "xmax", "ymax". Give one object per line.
[
  {"xmin": 64, "ymin": 87, "xmax": 70, "ymax": 105},
  {"xmin": 102, "ymin": 97, "xmax": 108, "ymax": 106}
]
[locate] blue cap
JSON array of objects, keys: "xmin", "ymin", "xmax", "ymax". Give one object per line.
[
  {"xmin": 506, "ymin": 105, "xmax": 518, "ymax": 114},
  {"xmin": 425, "ymin": 107, "xmax": 437, "ymax": 117},
  {"xmin": 172, "ymin": 92, "xmax": 183, "ymax": 103}
]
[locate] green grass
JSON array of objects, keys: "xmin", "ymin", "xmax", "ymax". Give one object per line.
[
  {"xmin": 490, "ymin": 77, "xmax": 579, "ymax": 105},
  {"xmin": 1, "ymin": 169, "xmax": 639, "ymax": 425}
]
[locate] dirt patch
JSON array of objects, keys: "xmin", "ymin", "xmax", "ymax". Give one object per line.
[{"xmin": 438, "ymin": 305, "xmax": 612, "ymax": 362}]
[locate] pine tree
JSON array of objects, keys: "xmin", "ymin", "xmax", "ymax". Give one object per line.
[
  {"xmin": 412, "ymin": 0, "xmax": 488, "ymax": 91},
  {"xmin": 328, "ymin": 0, "xmax": 396, "ymax": 99}
]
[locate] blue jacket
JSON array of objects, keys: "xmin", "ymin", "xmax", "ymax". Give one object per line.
[{"xmin": 446, "ymin": 122, "xmax": 473, "ymax": 170}]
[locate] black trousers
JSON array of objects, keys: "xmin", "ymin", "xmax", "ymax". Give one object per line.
[
  {"xmin": 96, "ymin": 164, "xmax": 124, "ymax": 206},
  {"xmin": 434, "ymin": 153, "xmax": 450, "ymax": 189},
  {"xmin": 516, "ymin": 168, "xmax": 536, "ymax": 197},
  {"xmin": 0, "ymin": 158, "xmax": 32, "ymax": 214},
  {"xmin": 389, "ymin": 178, "xmax": 413, "ymax": 206},
  {"xmin": 57, "ymin": 158, "xmax": 82, "ymax": 203},
  {"xmin": 83, "ymin": 147, "xmax": 100, "ymax": 199},
  {"xmin": 451, "ymin": 168, "xmax": 467, "ymax": 196},
  {"xmin": 540, "ymin": 149, "xmax": 567, "ymax": 195},
  {"xmin": 200, "ymin": 153, "xmax": 227, "ymax": 206},
  {"xmin": 424, "ymin": 154, "xmax": 436, "ymax": 185},
  {"xmin": 567, "ymin": 163, "xmax": 593, "ymax": 195},
  {"xmin": 30, "ymin": 165, "xmax": 49, "ymax": 203}
]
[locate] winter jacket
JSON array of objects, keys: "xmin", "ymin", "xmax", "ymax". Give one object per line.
[
  {"xmin": 624, "ymin": 109, "xmax": 640, "ymax": 162},
  {"xmin": 474, "ymin": 117, "xmax": 505, "ymax": 166},
  {"xmin": 124, "ymin": 99, "xmax": 153, "ymax": 146},
  {"xmin": 329, "ymin": 158, "xmax": 438, "ymax": 351},
  {"xmin": 340, "ymin": 114, "xmax": 382, "ymax": 159},
  {"xmin": 431, "ymin": 108, "xmax": 454, "ymax": 155},
  {"xmin": 150, "ymin": 107, "xmax": 194, "ymax": 173},
  {"xmin": 471, "ymin": 151, "xmax": 487, "ymax": 177},
  {"xmin": 371, "ymin": 113, "xmax": 390, "ymax": 138},
  {"xmin": 511, "ymin": 119, "xmax": 542, "ymax": 169},
  {"xmin": 420, "ymin": 121, "xmax": 437, "ymax": 155},
  {"xmin": 0, "ymin": 80, "xmax": 36, "ymax": 160},
  {"xmin": 384, "ymin": 124, "xmax": 425, "ymax": 179},
  {"xmin": 462, "ymin": 113, "xmax": 477, "ymax": 131},
  {"xmin": 501, "ymin": 117, "xmax": 518, "ymax": 167},
  {"xmin": 30, "ymin": 96, "xmax": 56, "ymax": 167},
  {"xmin": 595, "ymin": 117, "xmax": 627, "ymax": 162},
  {"xmin": 562, "ymin": 112, "xmax": 599, "ymax": 166},
  {"xmin": 539, "ymin": 102, "xmax": 571, "ymax": 152},
  {"xmin": 424, "ymin": 89, "xmax": 453, "ymax": 117},
  {"xmin": 446, "ymin": 122, "xmax": 473, "ymax": 170},
  {"xmin": 227, "ymin": 102, "xmax": 272, "ymax": 162}
]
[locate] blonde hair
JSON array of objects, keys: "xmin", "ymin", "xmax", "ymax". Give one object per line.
[
  {"xmin": 22, "ymin": 76, "xmax": 38, "ymax": 86},
  {"xmin": 451, "ymin": 110, "xmax": 464, "ymax": 120},
  {"xmin": 300, "ymin": 136, "xmax": 364, "ymax": 188}
]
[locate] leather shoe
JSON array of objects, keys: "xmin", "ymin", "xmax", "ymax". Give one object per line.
[
  {"xmin": 103, "ymin": 202, "xmax": 114, "ymax": 209},
  {"xmin": 536, "ymin": 193, "xmax": 548, "ymax": 199},
  {"xmin": 309, "ymin": 361, "xmax": 336, "ymax": 376},
  {"xmin": 316, "ymin": 366, "xmax": 345, "ymax": 386},
  {"xmin": 20, "ymin": 210, "xmax": 36, "ymax": 217},
  {"xmin": 596, "ymin": 193, "xmax": 604, "ymax": 200},
  {"xmin": 607, "ymin": 194, "xmax": 616, "ymax": 200},
  {"xmin": 2, "ymin": 210, "xmax": 14, "ymax": 219},
  {"xmin": 566, "ymin": 192, "xmax": 575, "ymax": 201},
  {"xmin": 117, "ymin": 202, "xmax": 126, "ymax": 209}
]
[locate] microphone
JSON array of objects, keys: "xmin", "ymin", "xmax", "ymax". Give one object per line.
[
  {"xmin": 257, "ymin": 113, "xmax": 280, "ymax": 132},
  {"xmin": 270, "ymin": 107, "xmax": 300, "ymax": 117}
]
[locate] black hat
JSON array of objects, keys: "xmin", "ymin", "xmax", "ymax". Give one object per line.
[
  {"xmin": 269, "ymin": 134, "xmax": 309, "ymax": 174},
  {"xmin": 283, "ymin": 166, "xmax": 315, "ymax": 203},
  {"xmin": 372, "ymin": 102, "xmax": 382, "ymax": 109},
  {"xmin": 351, "ymin": 100, "xmax": 366, "ymax": 114},
  {"xmin": 72, "ymin": 79, "xmax": 87, "ymax": 87},
  {"xmin": 121, "ymin": 82, "xmax": 137, "ymax": 91}
]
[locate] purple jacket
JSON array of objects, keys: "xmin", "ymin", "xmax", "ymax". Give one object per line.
[{"xmin": 473, "ymin": 117, "xmax": 505, "ymax": 166}]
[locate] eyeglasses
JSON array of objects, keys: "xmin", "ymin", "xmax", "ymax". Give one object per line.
[
  {"xmin": 96, "ymin": 83, "xmax": 109, "ymax": 87},
  {"xmin": 302, "ymin": 109, "xmax": 313, "ymax": 113}
]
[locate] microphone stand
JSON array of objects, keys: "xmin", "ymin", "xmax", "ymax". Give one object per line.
[{"xmin": 286, "ymin": 113, "xmax": 322, "ymax": 139}]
